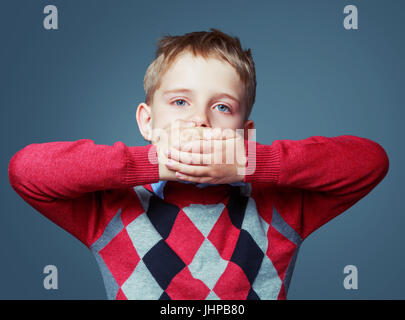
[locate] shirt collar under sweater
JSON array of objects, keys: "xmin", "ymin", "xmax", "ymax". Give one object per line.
[{"xmin": 150, "ymin": 180, "xmax": 247, "ymax": 200}]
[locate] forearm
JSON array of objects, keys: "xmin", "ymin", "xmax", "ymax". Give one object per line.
[
  {"xmin": 244, "ymin": 135, "xmax": 389, "ymax": 196},
  {"xmin": 8, "ymin": 139, "xmax": 159, "ymax": 201}
]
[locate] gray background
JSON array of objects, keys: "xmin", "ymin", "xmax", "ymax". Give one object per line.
[{"xmin": 1, "ymin": 0, "xmax": 403, "ymax": 299}]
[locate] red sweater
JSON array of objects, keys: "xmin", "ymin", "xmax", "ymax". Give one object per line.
[{"xmin": 8, "ymin": 135, "xmax": 389, "ymax": 300}]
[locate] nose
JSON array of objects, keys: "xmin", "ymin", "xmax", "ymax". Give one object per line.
[
  {"xmin": 193, "ymin": 120, "xmax": 209, "ymax": 127},
  {"xmin": 190, "ymin": 106, "xmax": 210, "ymax": 127}
]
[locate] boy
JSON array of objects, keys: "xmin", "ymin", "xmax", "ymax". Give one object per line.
[{"xmin": 8, "ymin": 28, "xmax": 389, "ymax": 300}]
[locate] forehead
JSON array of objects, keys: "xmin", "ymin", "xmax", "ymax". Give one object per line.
[{"xmin": 158, "ymin": 51, "xmax": 245, "ymax": 99}]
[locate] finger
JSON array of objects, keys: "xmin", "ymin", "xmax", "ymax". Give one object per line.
[
  {"xmin": 172, "ymin": 126, "xmax": 215, "ymax": 143},
  {"xmin": 172, "ymin": 119, "xmax": 196, "ymax": 129},
  {"xmin": 169, "ymin": 123, "xmax": 199, "ymax": 147},
  {"xmin": 200, "ymin": 128, "xmax": 237, "ymax": 140},
  {"xmin": 181, "ymin": 137, "xmax": 240, "ymax": 157},
  {"xmin": 172, "ymin": 134, "xmax": 236, "ymax": 153},
  {"xmin": 175, "ymin": 172, "xmax": 212, "ymax": 183},
  {"xmin": 162, "ymin": 120, "xmax": 195, "ymax": 140},
  {"xmin": 178, "ymin": 127, "xmax": 237, "ymax": 142},
  {"xmin": 167, "ymin": 148, "xmax": 213, "ymax": 165},
  {"xmin": 165, "ymin": 159, "xmax": 211, "ymax": 177},
  {"xmin": 221, "ymin": 128, "xmax": 238, "ymax": 139},
  {"xmin": 157, "ymin": 148, "xmax": 172, "ymax": 166},
  {"xmin": 173, "ymin": 139, "xmax": 213, "ymax": 153},
  {"xmin": 170, "ymin": 128, "xmax": 238, "ymax": 153}
]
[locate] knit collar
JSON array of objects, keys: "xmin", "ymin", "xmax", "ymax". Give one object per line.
[{"xmin": 150, "ymin": 180, "xmax": 246, "ymax": 200}]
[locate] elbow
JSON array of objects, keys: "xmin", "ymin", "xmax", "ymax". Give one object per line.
[
  {"xmin": 379, "ymin": 144, "xmax": 389, "ymax": 180},
  {"xmin": 369, "ymin": 140, "xmax": 390, "ymax": 183},
  {"xmin": 8, "ymin": 148, "xmax": 25, "ymax": 191},
  {"xmin": 8, "ymin": 144, "xmax": 36, "ymax": 192}
]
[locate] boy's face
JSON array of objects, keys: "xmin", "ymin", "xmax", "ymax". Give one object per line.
[{"xmin": 137, "ymin": 51, "xmax": 254, "ymax": 141}]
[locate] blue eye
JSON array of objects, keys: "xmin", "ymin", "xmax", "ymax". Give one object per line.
[
  {"xmin": 214, "ymin": 104, "xmax": 231, "ymax": 113},
  {"xmin": 173, "ymin": 99, "xmax": 189, "ymax": 107}
]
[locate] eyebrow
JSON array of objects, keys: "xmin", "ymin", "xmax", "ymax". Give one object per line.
[{"xmin": 162, "ymin": 88, "xmax": 240, "ymax": 103}]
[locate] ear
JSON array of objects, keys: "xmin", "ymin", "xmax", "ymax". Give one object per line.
[
  {"xmin": 243, "ymin": 119, "xmax": 255, "ymax": 141},
  {"xmin": 136, "ymin": 102, "xmax": 153, "ymax": 142}
]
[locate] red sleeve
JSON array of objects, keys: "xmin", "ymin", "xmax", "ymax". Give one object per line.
[
  {"xmin": 244, "ymin": 135, "xmax": 389, "ymax": 239},
  {"xmin": 8, "ymin": 139, "xmax": 159, "ymax": 246}
]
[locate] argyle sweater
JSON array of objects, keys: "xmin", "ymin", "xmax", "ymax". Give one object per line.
[{"xmin": 8, "ymin": 135, "xmax": 389, "ymax": 300}]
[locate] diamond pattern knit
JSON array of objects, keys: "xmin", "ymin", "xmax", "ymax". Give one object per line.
[{"xmin": 90, "ymin": 182, "xmax": 292, "ymax": 300}]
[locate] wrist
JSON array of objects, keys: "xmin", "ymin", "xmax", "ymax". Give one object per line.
[
  {"xmin": 124, "ymin": 144, "xmax": 160, "ymax": 186},
  {"xmin": 243, "ymin": 140, "xmax": 281, "ymax": 184}
]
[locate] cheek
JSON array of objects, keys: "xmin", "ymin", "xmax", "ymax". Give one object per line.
[
  {"xmin": 151, "ymin": 104, "xmax": 176, "ymax": 126},
  {"xmin": 152, "ymin": 113, "xmax": 188, "ymax": 131},
  {"xmin": 213, "ymin": 115, "xmax": 244, "ymax": 130}
]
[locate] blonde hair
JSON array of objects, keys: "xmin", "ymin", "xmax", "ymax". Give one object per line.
[{"xmin": 143, "ymin": 28, "xmax": 256, "ymax": 120}]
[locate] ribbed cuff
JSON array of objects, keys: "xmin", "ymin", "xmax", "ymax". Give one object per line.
[
  {"xmin": 243, "ymin": 140, "xmax": 281, "ymax": 184},
  {"xmin": 124, "ymin": 144, "xmax": 160, "ymax": 186}
]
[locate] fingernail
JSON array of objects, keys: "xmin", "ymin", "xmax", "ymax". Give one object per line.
[
  {"xmin": 186, "ymin": 121, "xmax": 195, "ymax": 127},
  {"xmin": 176, "ymin": 172, "xmax": 183, "ymax": 178}
]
